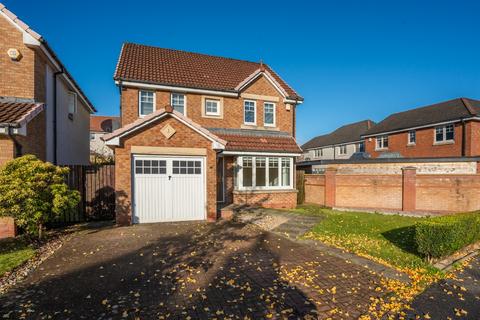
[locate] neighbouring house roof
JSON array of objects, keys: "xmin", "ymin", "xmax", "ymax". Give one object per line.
[
  {"xmin": 114, "ymin": 43, "xmax": 303, "ymax": 101},
  {"xmin": 0, "ymin": 3, "xmax": 96, "ymax": 113},
  {"xmin": 90, "ymin": 115, "xmax": 120, "ymax": 133},
  {"xmin": 0, "ymin": 101, "xmax": 44, "ymax": 128},
  {"xmin": 302, "ymin": 120, "xmax": 375, "ymax": 150},
  {"xmin": 364, "ymin": 98, "xmax": 480, "ymax": 137},
  {"xmin": 208, "ymin": 128, "xmax": 302, "ymax": 154}
]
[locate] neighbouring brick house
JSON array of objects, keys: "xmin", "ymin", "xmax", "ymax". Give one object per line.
[
  {"xmin": 301, "ymin": 120, "xmax": 374, "ymax": 161},
  {"xmin": 103, "ymin": 43, "xmax": 303, "ymax": 225},
  {"xmin": 363, "ymin": 98, "xmax": 480, "ymax": 158},
  {"xmin": 90, "ymin": 115, "xmax": 120, "ymax": 160},
  {"xmin": 0, "ymin": 3, "xmax": 95, "ymax": 166}
]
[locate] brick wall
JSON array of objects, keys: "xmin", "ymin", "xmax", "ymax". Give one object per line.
[
  {"xmin": 302, "ymin": 168, "xmax": 480, "ymax": 215},
  {"xmin": 0, "ymin": 14, "xmax": 36, "ymax": 99},
  {"xmin": 114, "ymin": 115, "xmax": 218, "ymax": 225},
  {"xmin": 365, "ymin": 121, "xmax": 480, "ymax": 158},
  {"xmin": 0, "ymin": 136, "xmax": 15, "ymax": 166},
  {"xmin": 16, "ymin": 111, "xmax": 47, "ymax": 161},
  {"xmin": 233, "ymin": 190, "xmax": 297, "ymax": 209},
  {"xmin": 120, "ymin": 75, "xmax": 295, "ymax": 135}
]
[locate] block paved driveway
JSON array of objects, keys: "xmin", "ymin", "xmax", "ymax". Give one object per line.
[
  {"xmin": 0, "ymin": 221, "xmax": 387, "ymax": 319},
  {"xmin": 406, "ymin": 255, "xmax": 480, "ymax": 319}
]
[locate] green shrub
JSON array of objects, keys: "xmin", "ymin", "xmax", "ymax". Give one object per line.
[
  {"xmin": 415, "ymin": 212, "xmax": 480, "ymax": 261},
  {"xmin": 0, "ymin": 155, "xmax": 80, "ymax": 238}
]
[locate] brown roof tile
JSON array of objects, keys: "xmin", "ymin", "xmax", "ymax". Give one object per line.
[
  {"xmin": 209, "ymin": 129, "xmax": 302, "ymax": 154},
  {"xmin": 114, "ymin": 43, "xmax": 302, "ymax": 100},
  {"xmin": 0, "ymin": 102, "xmax": 44, "ymax": 127},
  {"xmin": 364, "ymin": 98, "xmax": 480, "ymax": 136}
]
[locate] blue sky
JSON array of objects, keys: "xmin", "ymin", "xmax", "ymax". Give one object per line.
[{"xmin": 4, "ymin": 0, "xmax": 480, "ymax": 144}]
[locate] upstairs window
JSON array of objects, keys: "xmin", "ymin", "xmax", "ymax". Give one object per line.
[
  {"xmin": 264, "ymin": 102, "xmax": 275, "ymax": 126},
  {"xmin": 314, "ymin": 148, "xmax": 323, "ymax": 158},
  {"xmin": 139, "ymin": 91, "xmax": 155, "ymax": 116},
  {"xmin": 338, "ymin": 145, "xmax": 347, "ymax": 155},
  {"xmin": 68, "ymin": 92, "xmax": 77, "ymax": 115},
  {"xmin": 376, "ymin": 135, "xmax": 388, "ymax": 150},
  {"xmin": 435, "ymin": 124, "xmax": 454, "ymax": 143},
  {"xmin": 244, "ymin": 100, "xmax": 256, "ymax": 125},
  {"xmin": 171, "ymin": 93, "xmax": 186, "ymax": 115},
  {"xmin": 205, "ymin": 98, "xmax": 220, "ymax": 116},
  {"xmin": 408, "ymin": 130, "xmax": 416, "ymax": 145}
]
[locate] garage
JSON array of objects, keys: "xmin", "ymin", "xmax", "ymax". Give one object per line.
[{"xmin": 132, "ymin": 155, "xmax": 206, "ymax": 223}]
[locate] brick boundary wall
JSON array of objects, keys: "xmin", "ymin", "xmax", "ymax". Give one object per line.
[
  {"xmin": 0, "ymin": 217, "xmax": 16, "ymax": 239},
  {"xmin": 303, "ymin": 165, "xmax": 480, "ymax": 215}
]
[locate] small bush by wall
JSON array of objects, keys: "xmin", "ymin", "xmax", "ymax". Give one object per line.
[{"xmin": 414, "ymin": 212, "xmax": 480, "ymax": 261}]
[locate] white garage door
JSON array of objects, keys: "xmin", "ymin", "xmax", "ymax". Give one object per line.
[{"xmin": 133, "ymin": 155, "xmax": 206, "ymax": 223}]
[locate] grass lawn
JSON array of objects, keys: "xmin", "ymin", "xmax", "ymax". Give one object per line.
[
  {"xmin": 0, "ymin": 237, "xmax": 35, "ymax": 277},
  {"xmin": 293, "ymin": 205, "xmax": 436, "ymax": 273}
]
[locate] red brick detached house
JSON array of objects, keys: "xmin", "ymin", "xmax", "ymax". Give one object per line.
[
  {"xmin": 363, "ymin": 98, "xmax": 480, "ymax": 158},
  {"xmin": 0, "ymin": 3, "xmax": 95, "ymax": 166},
  {"xmin": 104, "ymin": 43, "xmax": 303, "ymax": 225}
]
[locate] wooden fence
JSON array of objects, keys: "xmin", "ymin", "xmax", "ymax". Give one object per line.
[{"xmin": 60, "ymin": 164, "xmax": 115, "ymax": 223}]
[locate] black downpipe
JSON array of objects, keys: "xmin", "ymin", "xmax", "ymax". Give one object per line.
[
  {"xmin": 7, "ymin": 127, "xmax": 22, "ymax": 157},
  {"xmin": 461, "ymin": 119, "xmax": 466, "ymax": 157},
  {"xmin": 53, "ymin": 68, "xmax": 64, "ymax": 165}
]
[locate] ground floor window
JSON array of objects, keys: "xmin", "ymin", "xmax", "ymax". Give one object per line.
[{"xmin": 236, "ymin": 156, "xmax": 293, "ymax": 190}]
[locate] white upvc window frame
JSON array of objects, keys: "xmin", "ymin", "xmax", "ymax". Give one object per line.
[
  {"xmin": 236, "ymin": 156, "xmax": 293, "ymax": 191},
  {"xmin": 263, "ymin": 102, "xmax": 276, "ymax": 127},
  {"xmin": 408, "ymin": 130, "xmax": 416, "ymax": 145},
  {"xmin": 314, "ymin": 148, "xmax": 323, "ymax": 158},
  {"xmin": 67, "ymin": 91, "xmax": 77, "ymax": 115},
  {"xmin": 434, "ymin": 124, "xmax": 455, "ymax": 144},
  {"xmin": 205, "ymin": 98, "xmax": 220, "ymax": 116},
  {"xmin": 171, "ymin": 92, "xmax": 187, "ymax": 116},
  {"xmin": 243, "ymin": 100, "xmax": 256, "ymax": 125},
  {"xmin": 338, "ymin": 145, "xmax": 347, "ymax": 155},
  {"xmin": 376, "ymin": 135, "xmax": 389, "ymax": 150},
  {"xmin": 139, "ymin": 90, "xmax": 156, "ymax": 117}
]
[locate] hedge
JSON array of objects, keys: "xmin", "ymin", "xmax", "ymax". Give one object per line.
[{"xmin": 414, "ymin": 212, "xmax": 480, "ymax": 261}]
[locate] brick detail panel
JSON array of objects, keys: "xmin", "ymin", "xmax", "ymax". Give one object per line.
[
  {"xmin": 0, "ymin": 217, "xmax": 16, "ymax": 239},
  {"xmin": 402, "ymin": 167, "xmax": 416, "ymax": 211},
  {"xmin": 233, "ymin": 190, "xmax": 297, "ymax": 209}
]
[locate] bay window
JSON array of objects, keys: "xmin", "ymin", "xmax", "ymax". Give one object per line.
[{"xmin": 237, "ymin": 156, "xmax": 293, "ymax": 190}]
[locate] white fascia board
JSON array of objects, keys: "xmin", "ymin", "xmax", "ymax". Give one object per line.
[
  {"xmin": 23, "ymin": 32, "xmax": 41, "ymax": 46},
  {"xmin": 361, "ymin": 118, "xmax": 477, "ymax": 138},
  {"xmin": 236, "ymin": 72, "xmax": 287, "ymax": 98},
  {"xmin": 221, "ymin": 151, "xmax": 302, "ymax": 157},
  {"xmin": 284, "ymin": 99, "xmax": 303, "ymax": 104},
  {"xmin": 12, "ymin": 125, "xmax": 27, "ymax": 136},
  {"xmin": 116, "ymin": 81, "xmax": 239, "ymax": 98},
  {"xmin": 105, "ymin": 137, "xmax": 120, "ymax": 146}
]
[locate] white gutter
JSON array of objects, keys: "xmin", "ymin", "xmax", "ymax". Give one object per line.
[{"xmin": 221, "ymin": 151, "xmax": 302, "ymax": 157}]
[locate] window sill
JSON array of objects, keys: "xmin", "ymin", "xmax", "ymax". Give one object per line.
[
  {"xmin": 407, "ymin": 143, "xmax": 416, "ymax": 147},
  {"xmin": 433, "ymin": 140, "xmax": 455, "ymax": 146},
  {"xmin": 234, "ymin": 189, "xmax": 297, "ymax": 194},
  {"xmin": 202, "ymin": 113, "xmax": 223, "ymax": 119},
  {"xmin": 240, "ymin": 124, "xmax": 279, "ymax": 131},
  {"xmin": 375, "ymin": 148, "xmax": 388, "ymax": 151}
]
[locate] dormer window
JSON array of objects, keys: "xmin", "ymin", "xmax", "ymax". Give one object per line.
[
  {"xmin": 139, "ymin": 91, "xmax": 155, "ymax": 116},
  {"xmin": 171, "ymin": 93, "xmax": 186, "ymax": 115}
]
